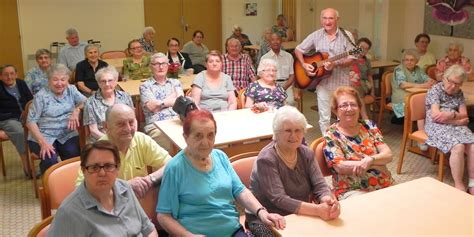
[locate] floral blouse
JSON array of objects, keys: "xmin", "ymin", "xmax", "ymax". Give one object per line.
[
  {"xmin": 323, "ymin": 120, "xmax": 394, "ymax": 199},
  {"xmin": 123, "ymin": 55, "xmax": 152, "ymax": 80},
  {"xmin": 244, "ymin": 81, "xmax": 287, "ymax": 108}
]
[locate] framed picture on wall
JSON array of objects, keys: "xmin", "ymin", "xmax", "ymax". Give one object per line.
[{"xmin": 245, "ymin": 3, "xmax": 257, "ymax": 16}]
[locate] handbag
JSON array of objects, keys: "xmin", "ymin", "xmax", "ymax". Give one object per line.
[{"xmin": 172, "ymin": 95, "xmax": 198, "ymax": 121}]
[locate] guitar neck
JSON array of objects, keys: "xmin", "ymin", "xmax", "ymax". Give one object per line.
[{"xmin": 322, "ymin": 51, "xmax": 350, "ymax": 64}]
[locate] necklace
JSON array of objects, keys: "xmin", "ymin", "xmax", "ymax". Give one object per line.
[
  {"xmin": 275, "ymin": 144, "xmax": 297, "ymax": 169},
  {"xmin": 185, "ymin": 149, "xmax": 212, "ymax": 171}
]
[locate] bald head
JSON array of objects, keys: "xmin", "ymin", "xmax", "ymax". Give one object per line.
[
  {"xmin": 105, "ymin": 104, "xmax": 137, "ymax": 144},
  {"xmin": 106, "ymin": 104, "xmax": 135, "ymax": 123}
]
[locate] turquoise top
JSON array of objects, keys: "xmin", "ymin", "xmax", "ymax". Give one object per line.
[{"xmin": 157, "ymin": 149, "xmax": 245, "ymax": 237}]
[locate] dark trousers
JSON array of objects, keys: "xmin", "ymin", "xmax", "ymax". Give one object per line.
[{"xmin": 28, "ymin": 136, "xmax": 80, "ymax": 174}]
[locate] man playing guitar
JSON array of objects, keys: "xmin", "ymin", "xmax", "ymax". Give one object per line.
[{"xmin": 294, "ymin": 8, "xmax": 356, "ymax": 134}]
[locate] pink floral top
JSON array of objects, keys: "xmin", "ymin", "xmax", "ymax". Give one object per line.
[
  {"xmin": 435, "ymin": 56, "xmax": 473, "ymax": 81},
  {"xmin": 323, "ymin": 120, "xmax": 394, "ymax": 199}
]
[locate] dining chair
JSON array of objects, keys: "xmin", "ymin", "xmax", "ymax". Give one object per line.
[
  {"xmin": 363, "ymin": 94, "xmax": 376, "ymax": 120},
  {"xmin": 230, "ymin": 151, "xmax": 259, "ymax": 188},
  {"xmin": 310, "ymin": 137, "xmax": 331, "ymax": 177},
  {"xmin": 21, "ymin": 101, "xmax": 41, "ymax": 197},
  {"xmin": 138, "ymin": 186, "xmax": 160, "ymax": 229},
  {"xmin": 100, "ymin": 50, "xmax": 127, "ymax": 59},
  {"xmin": 39, "ymin": 157, "xmax": 80, "ymax": 219},
  {"xmin": 27, "ymin": 215, "xmax": 53, "ymax": 237},
  {"xmin": 0, "ymin": 130, "xmax": 9, "ymax": 177},
  {"xmin": 397, "ymin": 91, "xmax": 446, "ymax": 181},
  {"xmin": 377, "ymin": 71, "xmax": 394, "ymax": 128},
  {"xmin": 237, "ymin": 88, "xmax": 246, "ymax": 109}
]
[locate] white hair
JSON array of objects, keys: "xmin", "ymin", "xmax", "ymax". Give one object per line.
[
  {"xmin": 257, "ymin": 58, "xmax": 278, "ymax": 76},
  {"xmin": 446, "ymin": 42, "xmax": 464, "ymax": 54},
  {"xmin": 444, "ymin": 64, "xmax": 467, "ymax": 82},
  {"xmin": 272, "ymin": 106, "xmax": 308, "ymax": 138},
  {"xmin": 95, "ymin": 65, "xmax": 119, "ymax": 83},
  {"xmin": 143, "ymin": 26, "xmax": 156, "ymax": 35}
]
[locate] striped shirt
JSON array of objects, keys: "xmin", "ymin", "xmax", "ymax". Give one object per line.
[
  {"xmin": 296, "ymin": 28, "xmax": 355, "ymax": 91},
  {"xmin": 222, "ymin": 53, "xmax": 256, "ymax": 90}
]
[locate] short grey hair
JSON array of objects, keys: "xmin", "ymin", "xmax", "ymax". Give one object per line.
[
  {"xmin": 232, "ymin": 24, "xmax": 242, "ymax": 32},
  {"xmin": 320, "ymin": 8, "xmax": 340, "ymax": 18},
  {"xmin": 95, "ymin": 65, "xmax": 119, "ymax": 83},
  {"xmin": 401, "ymin": 48, "xmax": 419, "ymax": 62},
  {"xmin": 444, "ymin": 64, "xmax": 467, "ymax": 82},
  {"xmin": 257, "ymin": 58, "xmax": 278, "ymax": 76},
  {"xmin": 35, "ymin": 49, "xmax": 52, "ymax": 59},
  {"xmin": 47, "ymin": 64, "xmax": 70, "ymax": 80},
  {"xmin": 226, "ymin": 38, "xmax": 241, "ymax": 48},
  {"xmin": 143, "ymin": 26, "xmax": 156, "ymax": 35},
  {"xmin": 65, "ymin": 28, "xmax": 78, "ymax": 37},
  {"xmin": 84, "ymin": 44, "xmax": 99, "ymax": 54},
  {"xmin": 446, "ymin": 42, "xmax": 464, "ymax": 54},
  {"xmin": 150, "ymin": 52, "xmax": 167, "ymax": 62},
  {"xmin": 272, "ymin": 106, "xmax": 308, "ymax": 137}
]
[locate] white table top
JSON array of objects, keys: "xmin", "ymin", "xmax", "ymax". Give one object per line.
[
  {"xmin": 278, "ymin": 177, "xmax": 473, "ymax": 237},
  {"xmin": 117, "ymin": 74, "xmax": 195, "ymax": 97},
  {"xmin": 154, "ymin": 108, "xmax": 278, "ymax": 150}
]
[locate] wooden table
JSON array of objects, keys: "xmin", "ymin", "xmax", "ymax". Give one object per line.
[
  {"xmin": 371, "ymin": 60, "xmax": 399, "ymax": 69},
  {"xmin": 405, "ymin": 81, "xmax": 474, "ymax": 106},
  {"xmin": 117, "ymin": 74, "xmax": 195, "ymax": 97},
  {"xmin": 154, "ymin": 108, "xmax": 291, "ymax": 157},
  {"xmin": 103, "ymin": 57, "xmax": 126, "ymax": 73},
  {"xmin": 278, "ymin": 177, "xmax": 473, "ymax": 237}
]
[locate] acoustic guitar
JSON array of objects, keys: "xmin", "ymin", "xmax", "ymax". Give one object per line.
[{"xmin": 294, "ymin": 47, "xmax": 362, "ymax": 89}]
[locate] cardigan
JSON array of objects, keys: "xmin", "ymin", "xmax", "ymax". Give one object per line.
[{"xmin": 0, "ymin": 79, "xmax": 33, "ymax": 121}]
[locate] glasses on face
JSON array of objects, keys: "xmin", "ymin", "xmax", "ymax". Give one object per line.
[
  {"xmin": 338, "ymin": 102, "xmax": 359, "ymax": 110},
  {"xmin": 444, "ymin": 77, "xmax": 462, "ymax": 88},
  {"xmin": 151, "ymin": 62, "xmax": 169, "ymax": 67},
  {"xmin": 84, "ymin": 163, "xmax": 118, "ymax": 174},
  {"xmin": 263, "ymin": 69, "xmax": 277, "ymax": 73},
  {"xmin": 99, "ymin": 79, "xmax": 115, "ymax": 84}
]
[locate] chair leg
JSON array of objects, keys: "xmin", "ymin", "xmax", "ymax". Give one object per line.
[
  {"xmin": 438, "ymin": 152, "xmax": 445, "ymax": 181},
  {"xmin": 377, "ymin": 106, "xmax": 384, "ymax": 127},
  {"xmin": 0, "ymin": 142, "xmax": 5, "ymax": 177},
  {"xmin": 397, "ymin": 135, "xmax": 409, "ymax": 174}
]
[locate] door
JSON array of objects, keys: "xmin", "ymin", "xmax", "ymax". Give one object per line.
[
  {"xmin": 0, "ymin": 0, "xmax": 24, "ymax": 77},
  {"xmin": 144, "ymin": 0, "xmax": 222, "ymax": 53}
]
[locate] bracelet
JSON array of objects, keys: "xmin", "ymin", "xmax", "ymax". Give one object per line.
[{"xmin": 256, "ymin": 207, "xmax": 266, "ymax": 218}]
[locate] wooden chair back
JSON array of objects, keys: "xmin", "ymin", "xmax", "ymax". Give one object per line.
[
  {"xmin": 100, "ymin": 50, "xmax": 127, "ymax": 59},
  {"xmin": 39, "ymin": 157, "xmax": 80, "ymax": 219},
  {"xmin": 237, "ymin": 88, "xmax": 246, "ymax": 109},
  {"xmin": 377, "ymin": 71, "xmax": 394, "ymax": 126},
  {"xmin": 0, "ymin": 130, "xmax": 9, "ymax": 177},
  {"xmin": 310, "ymin": 137, "xmax": 331, "ymax": 177},
  {"xmin": 27, "ymin": 216, "xmax": 53, "ymax": 237},
  {"xmin": 230, "ymin": 151, "xmax": 259, "ymax": 188}
]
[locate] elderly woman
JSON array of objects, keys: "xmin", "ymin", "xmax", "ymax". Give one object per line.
[
  {"xmin": 157, "ymin": 110, "xmax": 285, "ymax": 237},
  {"xmin": 436, "ymin": 42, "xmax": 473, "ymax": 81},
  {"xmin": 228, "ymin": 24, "xmax": 252, "ymax": 46},
  {"xmin": 139, "ymin": 26, "xmax": 156, "ymax": 53},
  {"xmin": 166, "ymin": 37, "xmax": 194, "ymax": 75},
  {"xmin": 247, "ymin": 106, "xmax": 339, "ymax": 236},
  {"xmin": 414, "ymin": 33, "xmax": 436, "ymax": 70},
  {"xmin": 191, "ymin": 50, "xmax": 237, "ymax": 112},
  {"xmin": 245, "ymin": 58, "xmax": 287, "ymax": 110},
  {"xmin": 75, "ymin": 44, "xmax": 108, "ymax": 96},
  {"xmin": 350, "ymin": 37, "xmax": 375, "ymax": 98},
  {"xmin": 323, "ymin": 86, "xmax": 394, "ymax": 200},
  {"xmin": 47, "ymin": 140, "xmax": 158, "ymax": 237},
  {"xmin": 391, "ymin": 49, "xmax": 434, "ymax": 124},
  {"xmin": 25, "ymin": 49, "xmax": 52, "ymax": 95},
  {"xmin": 425, "ymin": 65, "xmax": 474, "ymax": 194},
  {"xmin": 272, "ymin": 14, "xmax": 294, "ymax": 42},
  {"xmin": 123, "ymin": 39, "xmax": 152, "ymax": 80},
  {"xmin": 182, "ymin": 30, "xmax": 209, "ymax": 74},
  {"xmin": 256, "ymin": 27, "xmax": 273, "ymax": 65},
  {"xmin": 27, "ymin": 64, "xmax": 86, "ymax": 174},
  {"xmin": 83, "ymin": 66, "xmax": 134, "ymax": 142}
]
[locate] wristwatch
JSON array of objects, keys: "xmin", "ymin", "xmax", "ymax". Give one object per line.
[{"xmin": 149, "ymin": 175, "xmax": 159, "ymax": 185}]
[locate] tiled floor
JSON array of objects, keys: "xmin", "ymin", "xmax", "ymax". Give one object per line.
[{"xmin": 0, "ymin": 90, "xmax": 455, "ymax": 237}]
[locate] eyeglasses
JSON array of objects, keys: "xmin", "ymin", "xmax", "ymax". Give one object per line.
[
  {"xmin": 98, "ymin": 79, "xmax": 115, "ymax": 84},
  {"xmin": 84, "ymin": 163, "xmax": 118, "ymax": 174},
  {"xmin": 444, "ymin": 77, "xmax": 463, "ymax": 88},
  {"xmin": 263, "ymin": 69, "xmax": 277, "ymax": 73},
  {"xmin": 151, "ymin": 62, "xmax": 169, "ymax": 67},
  {"xmin": 338, "ymin": 102, "xmax": 359, "ymax": 110}
]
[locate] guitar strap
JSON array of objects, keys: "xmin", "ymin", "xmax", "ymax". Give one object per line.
[{"xmin": 339, "ymin": 27, "xmax": 357, "ymax": 48}]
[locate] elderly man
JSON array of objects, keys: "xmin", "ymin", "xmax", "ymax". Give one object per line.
[
  {"xmin": 222, "ymin": 38, "xmax": 256, "ymax": 91},
  {"xmin": 140, "ymin": 53, "xmax": 183, "ymax": 150},
  {"xmin": 260, "ymin": 33, "xmax": 297, "ymax": 106},
  {"xmin": 0, "ymin": 65, "xmax": 33, "ymax": 177},
  {"xmin": 58, "ymin": 28, "xmax": 87, "ymax": 70},
  {"xmin": 295, "ymin": 8, "xmax": 355, "ymax": 134},
  {"xmin": 76, "ymin": 104, "xmax": 171, "ymax": 198},
  {"xmin": 139, "ymin": 26, "xmax": 156, "ymax": 53}
]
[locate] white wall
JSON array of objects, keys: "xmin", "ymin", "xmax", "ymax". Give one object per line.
[
  {"xmin": 221, "ymin": 0, "xmax": 277, "ymax": 50},
  {"xmin": 17, "ymin": 0, "xmax": 145, "ymax": 71}
]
